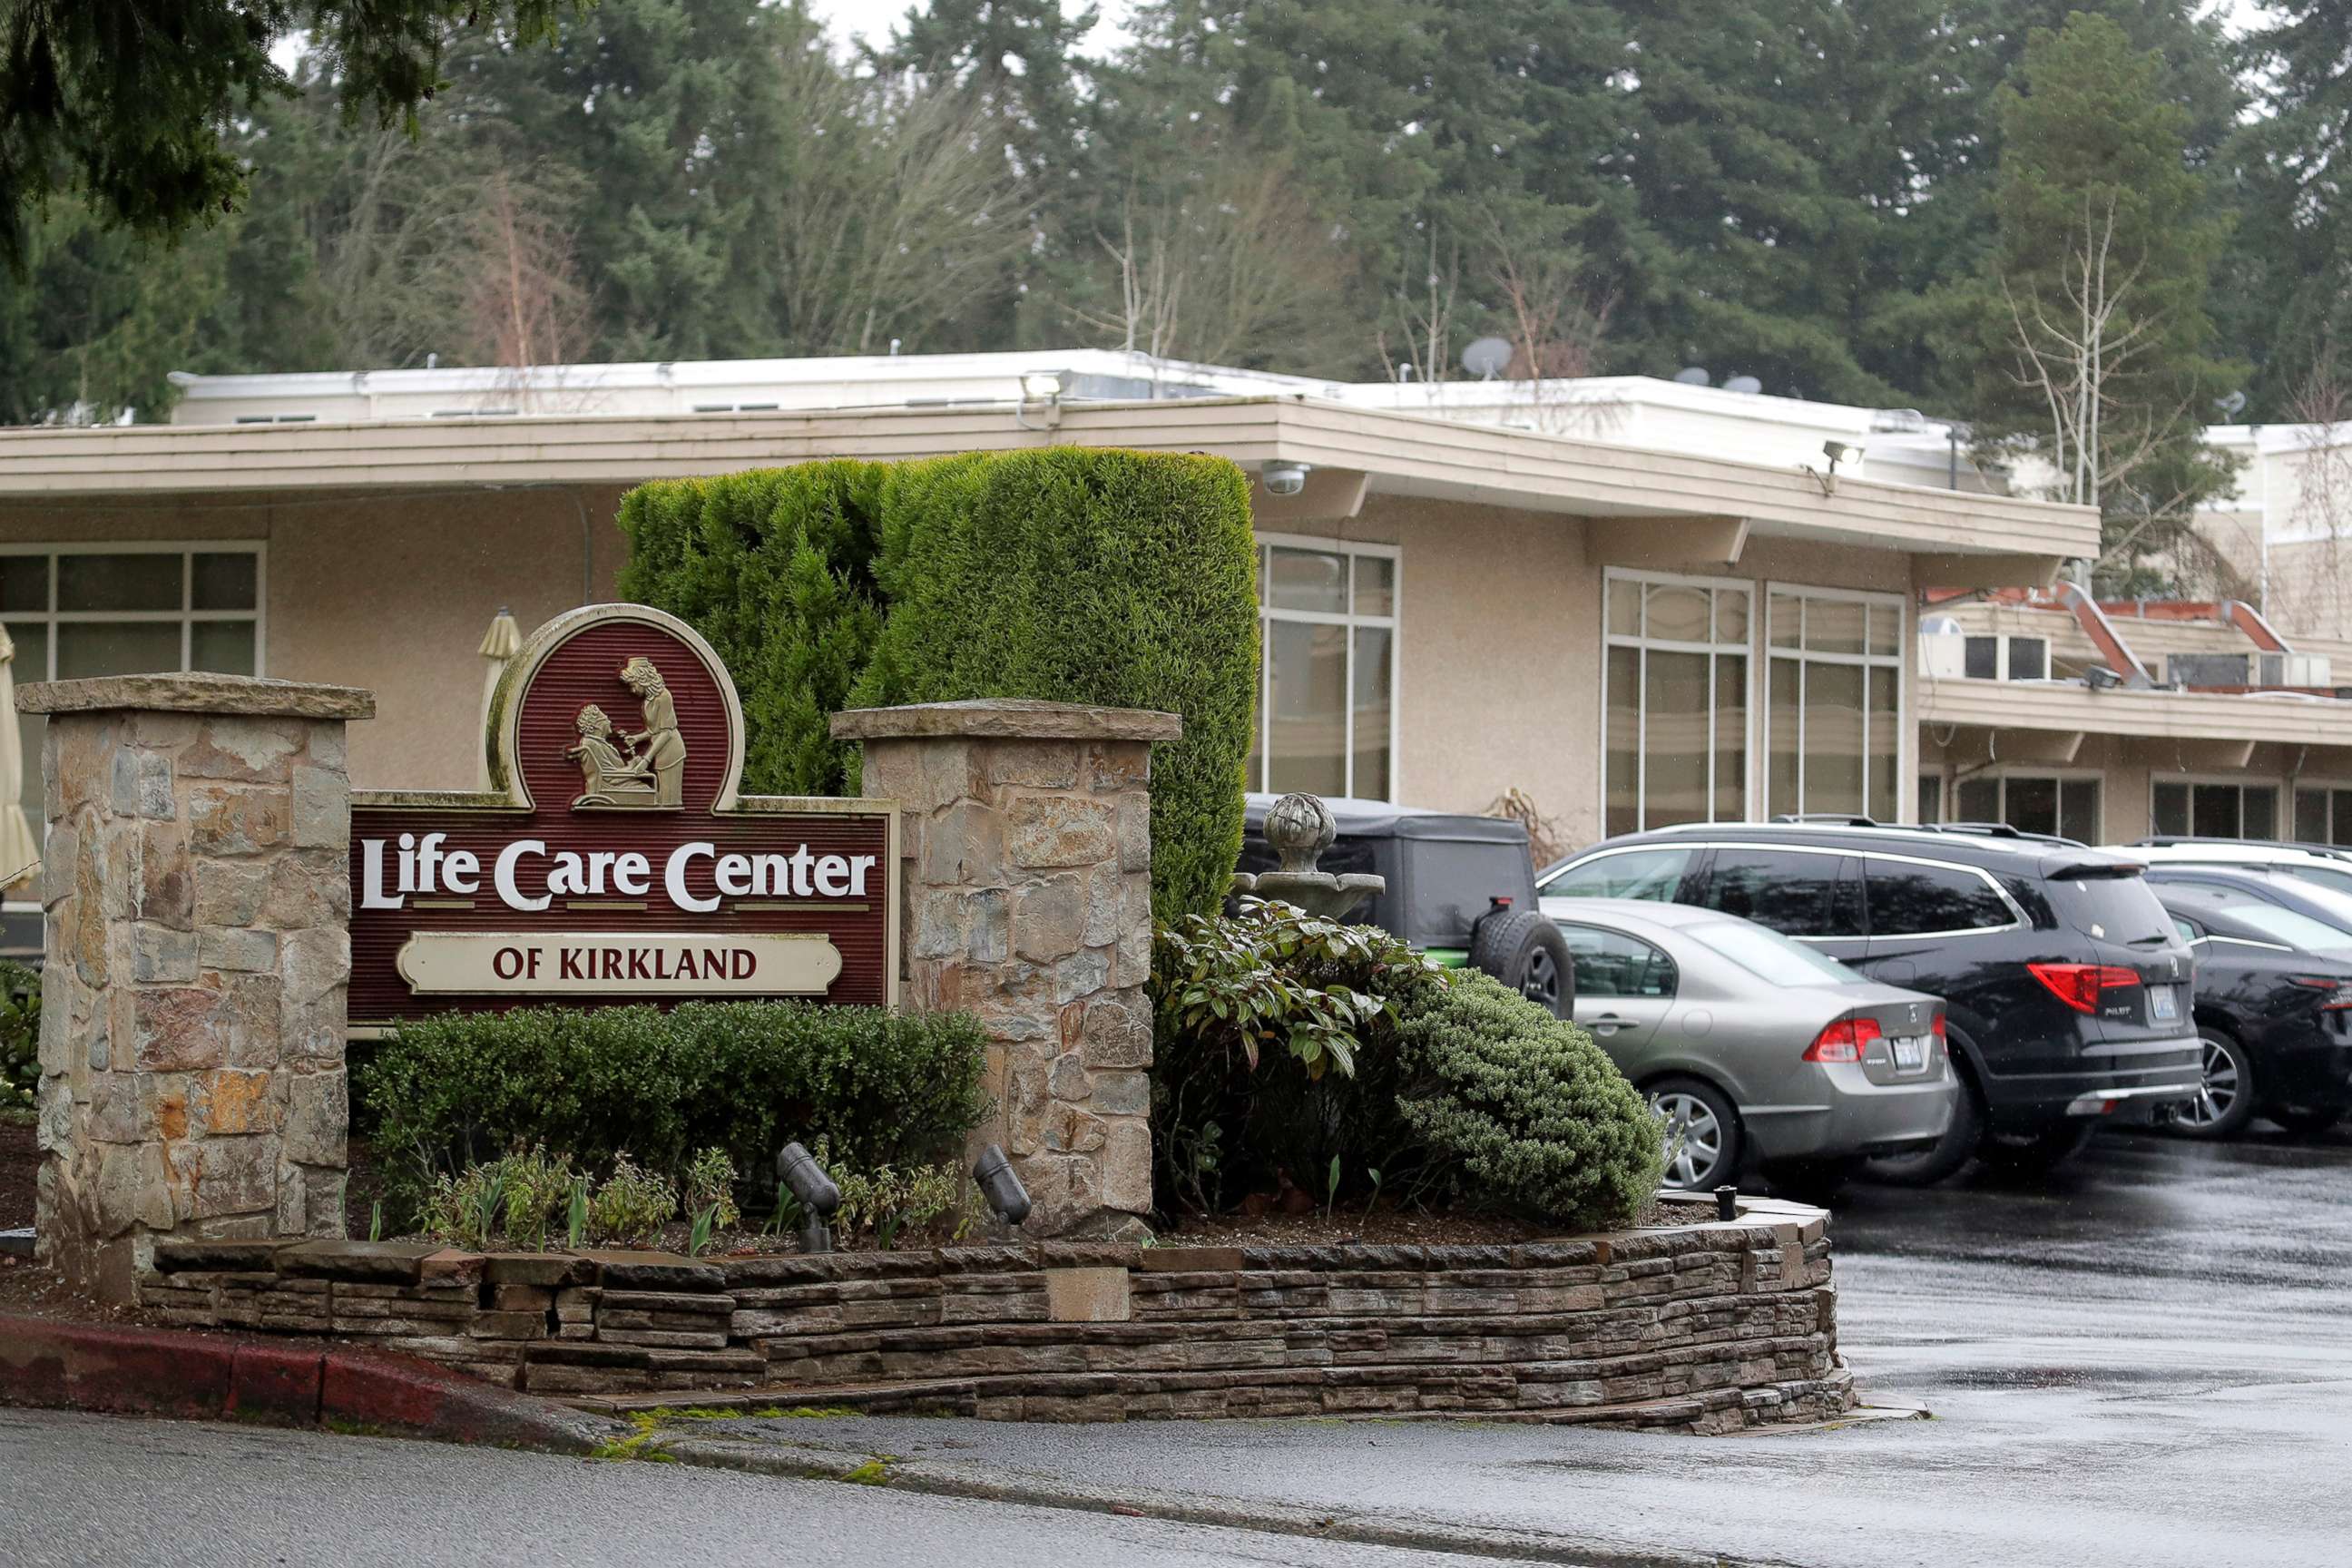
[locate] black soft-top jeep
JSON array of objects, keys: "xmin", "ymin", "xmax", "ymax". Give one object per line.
[{"xmin": 1236, "ymin": 794, "xmax": 1574, "ymax": 1017}]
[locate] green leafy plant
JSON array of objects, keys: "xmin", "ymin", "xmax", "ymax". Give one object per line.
[
  {"xmin": 1152, "ymin": 898, "xmax": 1445, "ymax": 1082},
  {"xmin": 0, "ymin": 960, "xmax": 40, "ymax": 1119},
  {"xmin": 688, "ymin": 1204, "xmax": 719, "ymax": 1258},
  {"xmin": 589, "ymin": 1154, "xmax": 680, "ymax": 1249},
  {"xmin": 1325, "ymin": 1154, "xmax": 1341, "ymax": 1220},
  {"xmin": 358, "ymin": 1001, "xmax": 987, "ymax": 1224},
  {"xmin": 496, "ymin": 1144, "xmax": 579, "ymax": 1251},
  {"xmin": 567, "ymin": 1176, "xmax": 590, "ymax": 1250},
  {"xmin": 368, "ymin": 1199, "xmax": 384, "ymax": 1244},
  {"xmin": 763, "ymin": 1181, "xmax": 802, "ymax": 1239},
  {"xmin": 821, "ymin": 1142, "xmax": 970, "ymax": 1250},
  {"xmin": 682, "ymin": 1146, "xmax": 740, "ymax": 1232}
]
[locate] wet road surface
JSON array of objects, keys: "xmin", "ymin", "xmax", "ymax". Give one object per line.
[{"xmin": 683, "ymin": 1124, "xmax": 2352, "ymax": 1567}]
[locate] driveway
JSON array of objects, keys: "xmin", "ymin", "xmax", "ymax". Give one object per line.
[{"xmin": 673, "ymin": 1124, "xmax": 2352, "ymax": 1567}]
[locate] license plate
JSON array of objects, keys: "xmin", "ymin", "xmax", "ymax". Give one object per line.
[
  {"xmin": 2149, "ymin": 985, "xmax": 2179, "ymax": 1023},
  {"xmin": 1892, "ymin": 1035, "xmax": 1928, "ymax": 1071}
]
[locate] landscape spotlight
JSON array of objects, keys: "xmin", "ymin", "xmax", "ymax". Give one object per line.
[
  {"xmin": 776, "ymin": 1141, "xmax": 843, "ymax": 1254},
  {"xmin": 972, "ymin": 1145, "xmax": 1033, "ymax": 1227}
]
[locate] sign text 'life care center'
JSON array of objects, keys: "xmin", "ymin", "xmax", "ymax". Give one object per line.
[{"xmin": 345, "ymin": 606, "xmax": 897, "ymax": 1028}]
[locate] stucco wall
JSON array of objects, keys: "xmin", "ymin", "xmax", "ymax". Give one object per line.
[{"xmin": 4, "ymin": 488, "xmax": 629, "ymax": 789}]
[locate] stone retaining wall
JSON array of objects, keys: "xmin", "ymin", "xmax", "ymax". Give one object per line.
[{"xmin": 140, "ymin": 1200, "xmax": 1851, "ymax": 1433}]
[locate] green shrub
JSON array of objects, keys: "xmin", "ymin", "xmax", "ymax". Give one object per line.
[
  {"xmin": 853, "ymin": 448, "xmax": 1258, "ymax": 925},
  {"xmin": 618, "ymin": 447, "xmax": 1259, "ymax": 926},
  {"xmin": 358, "ymin": 1001, "xmax": 989, "ymax": 1225},
  {"xmin": 0, "ymin": 960, "xmax": 36, "ymax": 1117},
  {"xmin": 1147, "ymin": 902, "xmax": 1445, "ymax": 1213},
  {"xmin": 1392, "ymin": 974, "xmax": 1666, "ymax": 1231},
  {"xmin": 589, "ymin": 1154, "xmax": 680, "ymax": 1249},
  {"xmin": 616, "ymin": 462, "xmax": 887, "ymax": 797}
]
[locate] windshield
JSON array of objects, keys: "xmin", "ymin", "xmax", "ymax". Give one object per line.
[
  {"xmin": 1687, "ymin": 921, "xmax": 1867, "ymax": 987},
  {"xmin": 2046, "ymin": 873, "xmax": 2175, "ymax": 946},
  {"xmin": 2227, "ymin": 904, "xmax": 2352, "ymax": 956},
  {"xmin": 1540, "ymin": 846, "xmax": 1693, "ymax": 901}
]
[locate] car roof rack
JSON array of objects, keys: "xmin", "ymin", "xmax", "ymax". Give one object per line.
[
  {"xmin": 2132, "ymin": 836, "xmax": 2352, "ymax": 860},
  {"xmin": 1920, "ymin": 821, "xmax": 2088, "ymax": 847},
  {"xmin": 1769, "ymin": 814, "xmax": 1881, "ymax": 827}
]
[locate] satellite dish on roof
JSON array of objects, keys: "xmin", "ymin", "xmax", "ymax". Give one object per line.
[
  {"xmin": 2214, "ymin": 389, "xmax": 2247, "ymax": 420},
  {"xmin": 1462, "ymin": 337, "xmax": 1514, "ymax": 379},
  {"xmin": 1672, "ymin": 367, "xmax": 1710, "ymax": 387},
  {"xmin": 1724, "ymin": 375, "xmax": 1763, "ymax": 396}
]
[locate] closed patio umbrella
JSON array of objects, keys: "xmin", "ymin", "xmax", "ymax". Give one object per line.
[
  {"xmin": 0, "ymin": 626, "xmax": 39, "ymax": 887},
  {"xmin": 478, "ymin": 608, "xmax": 523, "ymax": 789}
]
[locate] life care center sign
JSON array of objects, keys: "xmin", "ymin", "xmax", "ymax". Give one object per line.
[{"xmin": 347, "ymin": 604, "xmax": 897, "ymax": 1030}]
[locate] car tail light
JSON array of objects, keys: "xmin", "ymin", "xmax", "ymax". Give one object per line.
[
  {"xmin": 1931, "ymin": 1014, "xmax": 1948, "ymax": 1040},
  {"xmin": 1804, "ymin": 1015, "xmax": 1883, "ymax": 1063},
  {"xmin": 2288, "ymin": 975, "xmax": 2352, "ymax": 1010},
  {"xmin": 2027, "ymin": 962, "xmax": 2140, "ymax": 1014}
]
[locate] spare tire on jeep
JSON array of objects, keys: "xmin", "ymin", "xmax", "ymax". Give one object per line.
[{"xmin": 1469, "ymin": 906, "xmax": 1575, "ymax": 1019}]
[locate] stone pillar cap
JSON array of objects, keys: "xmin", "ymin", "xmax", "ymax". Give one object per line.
[
  {"xmin": 17, "ymin": 671, "xmax": 376, "ymax": 720},
  {"xmin": 831, "ymin": 699, "xmax": 1181, "ymax": 743}
]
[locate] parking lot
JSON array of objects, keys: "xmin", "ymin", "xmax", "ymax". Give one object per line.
[{"xmin": 681, "ymin": 1122, "xmax": 2352, "ymax": 1567}]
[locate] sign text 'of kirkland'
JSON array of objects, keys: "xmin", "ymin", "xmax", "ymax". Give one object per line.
[{"xmin": 344, "ymin": 605, "xmax": 898, "ymax": 1030}]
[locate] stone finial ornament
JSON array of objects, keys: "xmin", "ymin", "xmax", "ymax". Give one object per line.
[{"xmin": 1262, "ymin": 790, "xmax": 1338, "ymax": 873}]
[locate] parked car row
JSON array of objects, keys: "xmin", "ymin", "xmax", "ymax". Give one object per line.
[{"xmin": 1240, "ymin": 799, "xmax": 2352, "ymax": 1196}]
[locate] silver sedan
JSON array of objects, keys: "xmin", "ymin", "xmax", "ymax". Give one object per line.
[{"xmin": 1541, "ymin": 897, "xmax": 1958, "ymax": 1193}]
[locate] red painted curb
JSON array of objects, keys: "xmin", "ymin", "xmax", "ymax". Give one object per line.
[{"xmin": 0, "ymin": 1314, "xmax": 612, "ymax": 1454}]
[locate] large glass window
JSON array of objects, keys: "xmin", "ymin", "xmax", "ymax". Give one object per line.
[
  {"xmin": 2151, "ymin": 780, "xmax": 2278, "ymax": 840},
  {"xmin": 1602, "ymin": 573, "xmax": 1749, "ymax": 837},
  {"xmin": 2293, "ymin": 786, "xmax": 2352, "ymax": 847},
  {"xmin": 1764, "ymin": 588, "xmax": 1905, "ymax": 822},
  {"xmin": 1947, "ymin": 773, "xmax": 2101, "ymax": 841},
  {"xmin": 1697, "ymin": 847, "xmax": 1853, "ymax": 937},
  {"xmin": 1, "ymin": 546, "xmax": 263, "ymax": 831},
  {"xmin": 1556, "ymin": 925, "xmax": 1679, "ymax": 998},
  {"xmin": 1865, "ymin": 859, "xmax": 2016, "ymax": 936},
  {"xmin": 1248, "ymin": 540, "xmax": 1397, "ymax": 799},
  {"xmin": 1540, "ymin": 845, "xmax": 1696, "ymax": 901}
]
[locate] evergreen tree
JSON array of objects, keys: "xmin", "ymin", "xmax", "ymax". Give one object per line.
[
  {"xmin": 2222, "ymin": 2, "xmax": 2352, "ymax": 416},
  {"xmin": 1969, "ymin": 14, "xmax": 2238, "ymax": 591}
]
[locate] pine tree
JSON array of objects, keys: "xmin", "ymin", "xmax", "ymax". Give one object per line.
[{"xmin": 1970, "ymin": 14, "xmax": 2239, "ymax": 592}]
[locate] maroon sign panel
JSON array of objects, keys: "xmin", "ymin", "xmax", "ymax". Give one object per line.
[{"xmin": 348, "ymin": 606, "xmax": 897, "ymax": 1030}]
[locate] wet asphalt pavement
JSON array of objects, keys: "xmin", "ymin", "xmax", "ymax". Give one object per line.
[
  {"xmin": 679, "ymin": 1122, "xmax": 2352, "ymax": 1567},
  {"xmin": 7, "ymin": 1125, "xmax": 2346, "ymax": 1565}
]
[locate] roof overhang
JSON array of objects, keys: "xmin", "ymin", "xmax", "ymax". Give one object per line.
[
  {"xmin": 1920, "ymin": 677, "xmax": 2352, "ymax": 756},
  {"xmin": 0, "ymin": 396, "xmax": 2098, "ymax": 569}
]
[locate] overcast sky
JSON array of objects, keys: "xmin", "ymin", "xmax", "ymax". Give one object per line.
[{"xmin": 806, "ymin": 0, "xmax": 2266, "ymax": 59}]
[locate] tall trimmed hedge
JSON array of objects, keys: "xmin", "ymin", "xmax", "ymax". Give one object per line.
[{"xmin": 619, "ymin": 448, "xmax": 1259, "ymax": 923}]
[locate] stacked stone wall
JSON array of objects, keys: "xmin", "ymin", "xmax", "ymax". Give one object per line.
[{"xmin": 140, "ymin": 1201, "xmax": 1851, "ymax": 1434}]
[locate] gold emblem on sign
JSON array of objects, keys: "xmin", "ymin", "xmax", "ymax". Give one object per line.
[{"xmin": 567, "ymin": 655, "xmax": 686, "ymax": 809}]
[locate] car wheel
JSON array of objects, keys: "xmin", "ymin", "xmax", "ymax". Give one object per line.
[
  {"xmin": 2265, "ymin": 1104, "xmax": 2345, "ymax": 1135},
  {"xmin": 2172, "ymin": 1029, "xmax": 2258, "ymax": 1140},
  {"xmin": 1649, "ymin": 1075, "xmax": 1742, "ymax": 1191},
  {"xmin": 1977, "ymin": 1119, "xmax": 2101, "ymax": 1174},
  {"xmin": 1468, "ymin": 909, "xmax": 1576, "ymax": 1019},
  {"xmin": 1860, "ymin": 1047, "xmax": 1986, "ymax": 1187}
]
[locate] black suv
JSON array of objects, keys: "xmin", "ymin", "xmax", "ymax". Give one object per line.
[
  {"xmin": 1538, "ymin": 822, "xmax": 2202, "ymax": 1181},
  {"xmin": 1237, "ymin": 795, "xmax": 1574, "ymax": 1016}
]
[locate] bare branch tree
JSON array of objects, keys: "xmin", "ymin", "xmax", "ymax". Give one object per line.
[
  {"xmin": 465, "ymin": 169, "xmax": 591, "ymax": 395},
  {"xmin": 1376, "ymin": 230, "xmax": 1461, "ymax": 387},
  {"xmin": 2266, "ymin": 350, "xmax": 2352, "ymax": 629},
  {"xmin": 1480, "ymin": 214, "xmax": 1620, "ymax": 436}
]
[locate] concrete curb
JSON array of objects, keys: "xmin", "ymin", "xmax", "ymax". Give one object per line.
[
  {"xmin": 0, "ymin": 1313, "xmax": 621, "ymax": 1454},
  {"xmin": 653, "ymin": 1429, "xmax": 1755, "ymax": 1568}
]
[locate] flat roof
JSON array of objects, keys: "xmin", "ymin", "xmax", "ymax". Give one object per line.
[{"xmin": 0, "ymin": 394, "xmax": 2099, "ymax": 564}]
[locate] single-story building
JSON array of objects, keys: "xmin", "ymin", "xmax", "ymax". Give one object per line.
[{"xmin": 0, "ymin": 351, "xmax": 2099, "ymax": 878}]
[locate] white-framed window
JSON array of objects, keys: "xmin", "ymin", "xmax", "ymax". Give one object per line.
[
  {"xmin": 2152, "ymin": 778, "xmax": 2278, "ymax": 839},
  {"xmin": 1247, "ymin": 534, "xmax": 1398, "ymax": 800},
  {"xmin": 2292, "ymin": 783, "xmax": 2352, "ymax": 847},
  {"xmin": 1765, "ymin": 585, "xmax": 1907, "ymax": 823},
  {"xmin": 2, "ymin": 543, "xmax": 266, "ymax": 824},
  {"xmin": 1602, "ymin": 570, "xmax": 1751, "ymax": 837},
  {"xmin": 1947, "ymin": 771, "xmax": 2102, "ymax": 841}
]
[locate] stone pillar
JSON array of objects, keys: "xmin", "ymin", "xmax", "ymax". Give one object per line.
[
  {"xmin": 20, "ymin": 673, "xmax": 374, "ymax": 1300},
  {"xmin": 831, "ymin": 700, "xmax": 1178, "ymax": 1240}
]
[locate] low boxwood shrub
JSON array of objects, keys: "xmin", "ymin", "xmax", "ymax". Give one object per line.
[
  {"xmin": 0, "ymin": 960, "xmax": 37, "ymax": 1117},
  {"xmin": 358, "ymin": 1001, "xmax": 989, "ymax": 1224},
  {"xmin": 1392, "ymin": 973, "xmax": 1666, "ymax": 1231}
]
